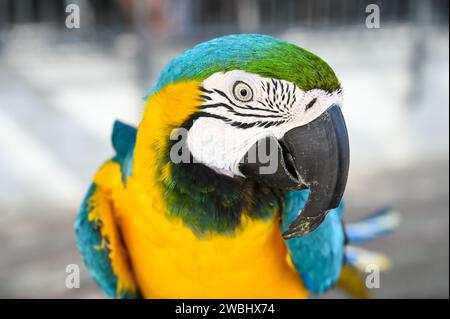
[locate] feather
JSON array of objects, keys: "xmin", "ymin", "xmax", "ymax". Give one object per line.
[
  {"xmin": 336, "ymin": 265, "xmax": 371, "ymax": 299},
  {"xmin": 345, "ymin": 208, "xmax": 401, "ymax": 244},
  {"xmin": 345, "ymin": 245, "xmax": 391, "ymax": 272},
  {"xmin": 111, "ymin": 120, "xmax": 137, "ymax": 185},
  {"xmin": 282, "ymin": 190, "xmax": 346, "ymax": 294}
]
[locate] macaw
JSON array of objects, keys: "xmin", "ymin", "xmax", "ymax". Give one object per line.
[{"xmin": 75, "ymin": 34, "xmax": 399, "ymax": 299}]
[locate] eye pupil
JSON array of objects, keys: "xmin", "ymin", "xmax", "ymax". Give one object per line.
[{"xmin": 233, "ymin": 81, "xmax": 253, "ymax": 102}]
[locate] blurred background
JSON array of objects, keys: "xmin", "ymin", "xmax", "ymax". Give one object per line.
[{"xmin": 0, "ymin": 0, "xmax": 448, "ymax": 298}]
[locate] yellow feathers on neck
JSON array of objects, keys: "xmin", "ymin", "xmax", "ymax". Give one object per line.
[{"xmin": 132, "ymin": 81, "xmax": 202, "ymax": 185}]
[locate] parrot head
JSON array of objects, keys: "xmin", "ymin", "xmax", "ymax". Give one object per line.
[{"xmin": 139, "ymin": 34, "xmax": 349, "ymax": 238}]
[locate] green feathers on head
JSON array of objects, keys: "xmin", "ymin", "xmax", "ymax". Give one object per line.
[{"xmin": 146, "ymin": 34, "xmax": 340, "ymax": 99}]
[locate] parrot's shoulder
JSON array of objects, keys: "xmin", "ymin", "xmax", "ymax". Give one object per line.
[{"xmin": 111, "ymin": 120, "xmax": 137, "ymax": 185}]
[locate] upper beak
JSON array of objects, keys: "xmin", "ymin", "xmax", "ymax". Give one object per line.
[{"xmin": 239, "ymin": 104, "xmax": 350, "ymax": 239}]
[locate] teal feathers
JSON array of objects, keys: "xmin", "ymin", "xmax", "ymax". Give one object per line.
[
  {"xmin": 74, "ymin": 121, "xmax": 140, "ymax": 299},
  {"xmin": 111, "ymin": 120, "xmax": 137, "ymax": 185},
  {"xmin": 282, "ymin": 189, "xmax": 346, "ymax": 294},
  {"xmin": 75, "ymin": 184, "xmax": 140, "ymax": 298},
  {"xmin": 282, "ymin": 191, "xmax": 399, "ymax": 294}
]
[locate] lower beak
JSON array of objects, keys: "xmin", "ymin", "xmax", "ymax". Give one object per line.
[{"xmin": 239, "ymin": 105, "xmax": 350, "ymax": 239}]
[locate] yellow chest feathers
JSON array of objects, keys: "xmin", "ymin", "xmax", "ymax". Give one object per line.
[{"xmin": 108, "ymin": 174, "xmax": 307, "ymax": 298}]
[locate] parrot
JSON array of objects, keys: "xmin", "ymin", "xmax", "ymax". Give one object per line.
[{"xmin": 75, "ymin": 34, "xmax": 400, "ymax": 299}]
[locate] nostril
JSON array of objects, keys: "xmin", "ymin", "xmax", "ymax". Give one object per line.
[
  {"xmin": 285, "ymin": 152, "xmax": 297, "ymax": 178},
  {"xmin": 279, "ymin": 141, "xmax": 299, "ymax": 180}
]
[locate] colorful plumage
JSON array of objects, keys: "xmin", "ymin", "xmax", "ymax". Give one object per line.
[{"xmin": 75, "ymin": 34, "xmax": 398, "ymax": 298}]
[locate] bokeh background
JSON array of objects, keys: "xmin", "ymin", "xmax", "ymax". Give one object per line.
[{"xmin": 0, "ymin": 0, "xmax": 448, "ymax": 298}]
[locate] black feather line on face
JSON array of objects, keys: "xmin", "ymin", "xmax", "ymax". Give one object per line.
[
  {"xmin": 264, "ymin": 79, "xmax": 283, "ymax": 113},
  {"xmin": 198, "ymin": 86, "xmax": 214, "ymax": 94},
  {"xmin": 271, "ymin": 80, "xmax": 277, "ymax": 98},
  {"xmin": 305, "ymin": 97, "xmax": 317, "ymax": 111},
  {"xmin": 195, "ymin": 111, "xmax": 286, "ymax": 129},
  {"xmin": 201, "ymin": 103, "xmax": 284, "ymax": 119},
  {"xmin": 211, "ymin": 88, "xmax": 283, "ymax": 116},
  {"xmin": 197, "ymin": 83, "xmax": 298, "ymax": 129},
  {"xmin": 199, "ymin": 94, "xmax": 212, "ymax": 101}
]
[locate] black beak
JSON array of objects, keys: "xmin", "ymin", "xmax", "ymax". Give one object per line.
[{"xmin": 239, "ymin": 105, "xmax": 350, "ymax": 239}]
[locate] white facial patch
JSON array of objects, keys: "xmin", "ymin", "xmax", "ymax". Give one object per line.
[
  {"xmin": 187, "ymin": 117, "xmax": 270, "ymax": 177},
  {"xmin": 186, "ymin": 70, "xmax": 343, "ymax": 177}
]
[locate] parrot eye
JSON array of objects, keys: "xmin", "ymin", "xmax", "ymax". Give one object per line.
[{"xmin": 232, "ymin": 81, "xmax": 253, "ymax": 102}]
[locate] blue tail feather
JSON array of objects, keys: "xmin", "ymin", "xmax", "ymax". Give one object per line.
[{"xmin": 345, "ymin": 207, "xmax": 401, "ymax": 244}]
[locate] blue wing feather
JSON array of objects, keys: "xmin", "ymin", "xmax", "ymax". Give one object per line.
[
  {"xmin": 111, "ymin": 120, "xmax": 137, "ymax": 185},
  {"xmin": 74, "ymin": 121, "xmax": 140, "ymax": 298},
  {"xmin": 75, "ymin": 184, "xmax": 123, "ymax": 298}
]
